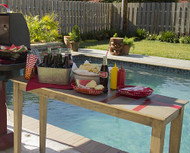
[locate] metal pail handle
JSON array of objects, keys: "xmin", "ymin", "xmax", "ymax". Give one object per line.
[{"xmin": 0, "ymin": 4, "xmax": 10, "ymax": 13}]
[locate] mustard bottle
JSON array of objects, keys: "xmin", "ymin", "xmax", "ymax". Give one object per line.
[{"xmin": 110, "ymin": 63, "xmax": 119, "ymax": 90}]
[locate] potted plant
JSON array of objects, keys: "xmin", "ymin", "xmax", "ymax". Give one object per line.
[
  {"xmin": 122, "ymin": 37, "xmax": 135, "ymax": 55},
  {"xmin": 109, "ymin": 33, "xmax": 123, "ymax": 56},
  {"xmin": 69, "ymin": 25, "xmax": 81, "ymax": 51}
]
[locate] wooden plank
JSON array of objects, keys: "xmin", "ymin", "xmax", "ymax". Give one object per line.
[
  {"xmin": 68, "ymin": 1, "xmax": 71, "ymax": 32},
  {"xmin": 22, "ymin": 0, "xmax": 26, "ymax": 14},
  {"xmin": 169, "ymin": 107, "xmax": 184, "ymax": 153},
  {"xmin": 42, "ymin": 0, "xmax": 45, "ymax": 15},
  {"xmin": 165, "ymin": 3, "xmax": 171, "ymax": 31},
  {"xmin": 12, "ymin": 0, "xmax": 16, "ymax": 12},
  {"xmin": 186, "ymin": 2, "xmax": 190, "ymax": 35},
  {"xmin": 83, "ymin": 2, "xmax": 86, "ymax": 33},
  {"xmin": 146, "ymin": 3, "xmax": 151, "ymax": 32},
  {"xmin": 60, "ymin": 1, "xmax": 63, "ymax": 35},
  {"xmin": 128, "ymin": 3, "xmax": 133, "ymax": 31},
  {"xmin": 171, "ymin": 3, "xmax": 176, "ymax": 32},
  {"xmin": 17, "ymin": 0, "xmax": 21, "ymax": 12},
  {"xmin": 39, "ymin": 96, "xmax": 48, "ymax": 153},
  {"xmin": 180, "ymin": 3, "xmax": 185, "ymax": 35},
  {"xmin": 39, "ymin": 0, "xmax": 42, "ymax": 18},
  {"xmin": 150, "ymin": 120, "xmax": 166, "ymax": 153},
  {"xmin": 26, "ymin": 0, "xmax": 29, "ymax": 16},
  {"xmin": 70, "ymin": 1, "xmax": 73, "ymax": 29},
  {"xmin": 64, "ymin": 1, "xmax": 67, "ymax": 34},
  {"xmin": 161, "ymin": 3, "xmax": 166, "ymax": 31},
  {"xmin": 175, "ymin": 3, "xmax": 181, "ymax": 35},
  {"xmin": 95, "ymin": 3, "xmax": 98, "ymax": 31},
  {"xmin": 150, "ymin": 3, "xmax": 155, "ymax": 33},
  {"xmin": 31, "ymin": 0, "xmax": 34, "ymax": 16},
  {"xmin": 141, "ymin": 3, "xmax": 147, "ymax": 29},
  {"xmin": 13, "ymin": 82, "xmax": 23, "ymax": 153},
  {"xmin": 137, "ymin": 3, "xmax": 142, "ymax": 28},
  {"xmin": 133, "ymin": 3, "xmax": 138, "ymax": 27}
]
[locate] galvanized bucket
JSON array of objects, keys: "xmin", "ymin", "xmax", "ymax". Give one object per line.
[{"xmin": 38, "ymin": 67, "xmax": 71, "ymax": 85}]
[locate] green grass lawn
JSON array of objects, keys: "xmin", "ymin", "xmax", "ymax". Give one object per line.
[{"xmin": 80, "ymin": 39, "xmax": 190, "ymax": 60}]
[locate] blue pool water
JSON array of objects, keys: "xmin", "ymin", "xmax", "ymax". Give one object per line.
[{"xmin": 6, "ymin": 61, "xmax": 190, "ymax": 153}]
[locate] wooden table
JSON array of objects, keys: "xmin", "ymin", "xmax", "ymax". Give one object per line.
[{"xmin": 11, "ymin": 76, "xmax": 188, "ymax": 153}]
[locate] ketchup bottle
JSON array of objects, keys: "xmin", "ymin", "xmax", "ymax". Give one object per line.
[
  {"xmin": 100, "ymin": 56, "xmax": 109, "ymax": 93},
  {"xmin": 117, "ymin": 65, "xmax": 126, "ymax": 88}
]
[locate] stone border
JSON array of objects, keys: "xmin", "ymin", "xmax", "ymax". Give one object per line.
[{"xmin": 73, "ymin": 55, "xmax": 190, "ymax": 76}]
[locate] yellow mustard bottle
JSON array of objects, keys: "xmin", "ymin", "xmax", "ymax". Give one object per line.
[{"xmin": 110, "ymin": 63, "xmax": 119, "ymax": 90}]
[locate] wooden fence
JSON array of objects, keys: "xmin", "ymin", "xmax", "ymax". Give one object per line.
[
  {"xmin": 0, "ymin": 0, "xmax": 113, "ymax": 35},
  {"xmin": 127, "ymin": 2, "xmax": 190, "ymax": 35},
  {"xmin": 0, "ymin": 0, "xmax": 189, "ymax": 36}
]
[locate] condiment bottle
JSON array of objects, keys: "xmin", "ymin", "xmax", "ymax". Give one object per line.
[
  {"xmin": 100, "ymin": 56, "xmax": 109, "ymax": 93},
  {"xmin": 110, "ymin": 63, "xmax": 118, "ymax": 90},
  {"xmin": 117, "ymin": 65, "xmax": 126, "ymax": 88}
]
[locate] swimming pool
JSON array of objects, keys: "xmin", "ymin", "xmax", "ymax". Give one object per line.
[{"xmin": 6, "ymin": 56, "xmax": 190, "ymax": 153}]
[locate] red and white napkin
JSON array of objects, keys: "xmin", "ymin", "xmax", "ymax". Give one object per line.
[{"xmin": 24, "ymin": 54, "xmax": 38, "ymax": 80}]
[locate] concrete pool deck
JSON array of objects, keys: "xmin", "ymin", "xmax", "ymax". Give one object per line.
[
  {"xmin": 71, "ymin": 48, "xmax": 190, "ymax": 71},
  {"xmin": 2, "ymin": 110, "xmax": 127, "ymax": 153}
]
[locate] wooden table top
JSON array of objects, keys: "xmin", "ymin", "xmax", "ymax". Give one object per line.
[{"xmin": 11, "ymin": 76, "xmax": 188, "ymax": 127}]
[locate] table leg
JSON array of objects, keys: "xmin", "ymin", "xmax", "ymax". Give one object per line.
[
  {"xmin": 169, "ymin": 107, "xmax": 184, "ymax": 153},
  {"xmin": 150, "ymin": 120, "xmax": 166, "ymax": 153},
  {"xmin": 13, "ymin": 82, "xmax": 23, "ymax": 153},
  {"xmin": 39, "ymin": 96, "xmax": 48, "ymax": 153}
]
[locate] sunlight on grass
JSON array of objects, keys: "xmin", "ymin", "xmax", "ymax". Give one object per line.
[{"xmin": 80, "ymin": 39, "xmax": 190, "ymax": 60}]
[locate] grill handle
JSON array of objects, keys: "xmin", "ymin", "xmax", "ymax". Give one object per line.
[{"xmin": 0, "ymin": 4, "xmax": 10, "ymax": 13}]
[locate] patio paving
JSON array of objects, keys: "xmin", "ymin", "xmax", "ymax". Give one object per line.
[{"xmin": 1, "ymin": 109, "xmax": 127, "ymax": 153}]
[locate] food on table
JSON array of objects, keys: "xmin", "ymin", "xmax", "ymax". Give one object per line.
[
  {"xmin": 78, "ymin": 62, "xmax": 100, "ymax": 74},
  {"xmin": 94, "ymin": 84, "xmax": 104, "ymax": 90},
  {"xmin": 75, "ymin": 79, "xmax": 104, "ymax": 90},
  {"xmin": 86, "ymin": 80, "xmax": 97, "ymax": 88},
  {"xmin": 76, "ymin": 79, "xmax": 91, "ymax": 88}
]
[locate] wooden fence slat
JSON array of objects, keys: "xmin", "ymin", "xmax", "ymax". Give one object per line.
[
  {"xmin": 151, "ymin": 3, "xmax": 155, "ymax": 33},
  {"xmin": 186, "ymin": 3, "xmax": 190, "ymax": 34},
  {"xmin": 180, "ymin": 3, "xmax": 185, "ymax": 35},
  {"xmin": 175, "ymin": 3, "xmax": 181, "ymax": 34}
]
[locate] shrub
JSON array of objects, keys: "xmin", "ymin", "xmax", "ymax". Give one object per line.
[
  {"xmin": 69, "ymin": 25, "xmax": 81, "ymax": 42},
  {"xmin": 25, "ymin": 13, "xmax": 61, "ymax": 43},
  {"xmin": 159, "ymin": 31, "xmax": 179, "ymax": 43},
  {"xmin": 179, "ymin": 36, "xmax": 190, "ymax": 44},
  {"xmin": 136, "ymin": 28, "xmax": 149, "ymax": 40},
  {"xmin": 146, "ymin": 34, "xmax": 157, "ymax": 40}
]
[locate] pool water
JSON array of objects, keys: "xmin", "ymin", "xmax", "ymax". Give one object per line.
[{"xmin": 6, "ymin": 62, "xmax": 190, "ymax": 153}]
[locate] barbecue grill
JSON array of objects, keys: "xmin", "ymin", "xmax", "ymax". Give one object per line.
[{"xmin": 0, "ymin": 4, "xmax": 30, "ymax": 150}]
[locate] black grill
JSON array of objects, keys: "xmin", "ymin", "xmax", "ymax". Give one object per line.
[{"xmin": 0, "ymin": 13, "xmax": 30, "ymax": 49}]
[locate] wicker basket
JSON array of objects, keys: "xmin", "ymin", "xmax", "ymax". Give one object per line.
[
  {"xmin": 38, "ymin": 67, "xmax": 71, "ymax": 85},
  {"xmin": 72, "ymin": 83, "xmax": 104, "ymax": 95}
]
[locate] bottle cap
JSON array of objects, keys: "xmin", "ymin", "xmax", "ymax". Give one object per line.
[{"xmin": 119, "ymin": 64, "xmax": 125, "ymax": 72}]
